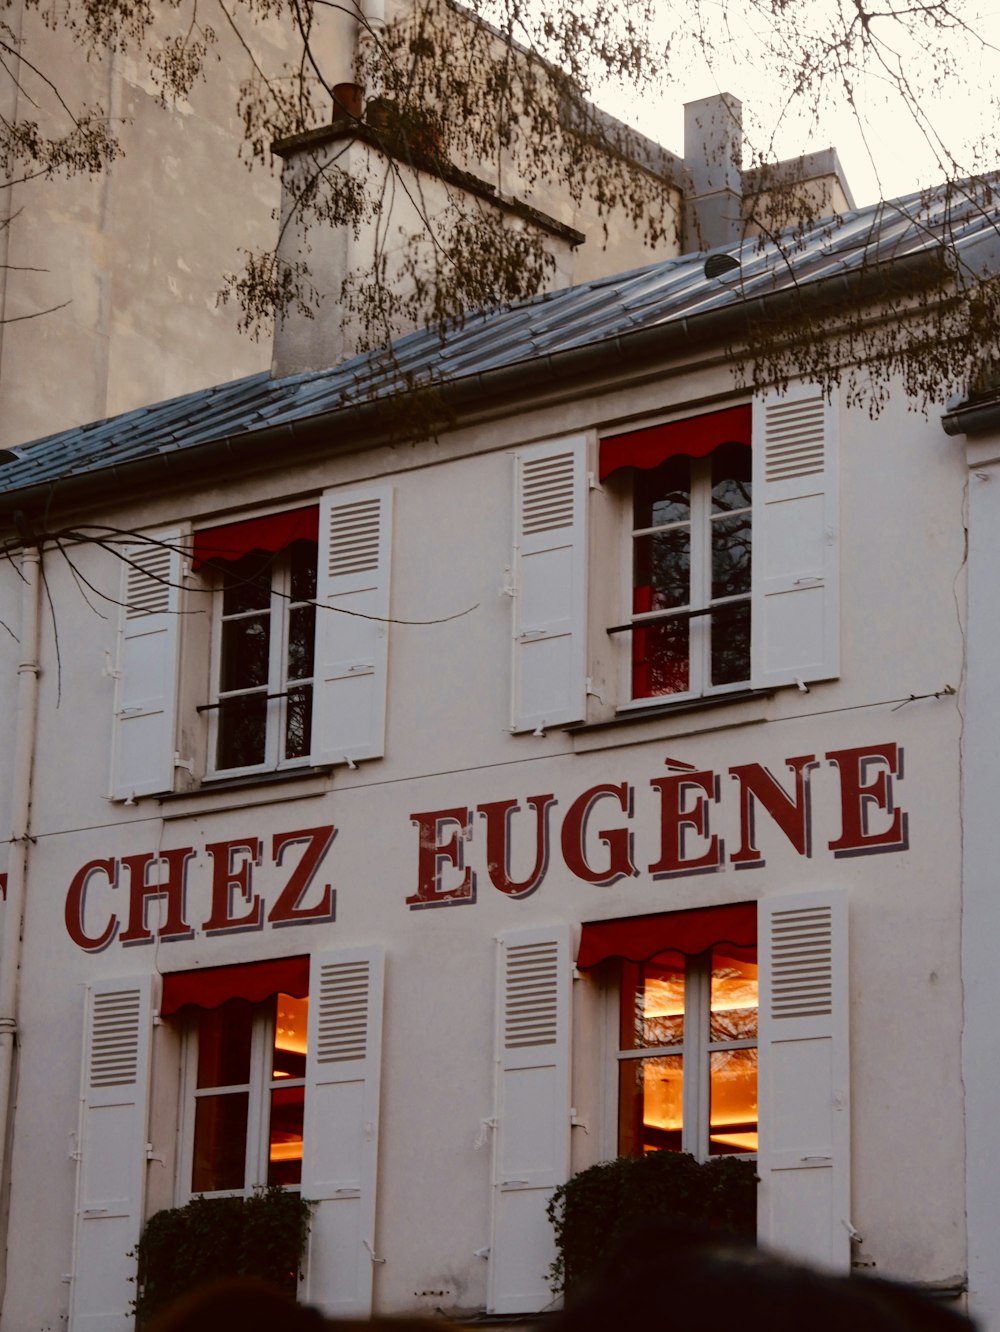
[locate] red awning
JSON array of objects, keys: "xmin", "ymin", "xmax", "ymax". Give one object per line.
[
  {"xmin": 577, "ymin": 903, "xmax": 756, "ymax": 969},
  {"xmin": 160, "ymin": 956, "xmax": 310, "ymax": 1017},
  {"xmin": 599, "ymin": 405, "xmax": 751, "ymax": 482},
  {"xmin": 191, "ymin": 506, "xmax": 319, "ymax": 570}
]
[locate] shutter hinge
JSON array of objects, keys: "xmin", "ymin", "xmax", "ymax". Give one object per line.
[
  {"xmin": 587, "ymin": 470, "xmax": 599, "ymax": 491},
  {"xmin": 174, "ymin": 754, "xmax": 194, "ymax": 773},
  {"xmin": 102, "ymin": 652, "xmax": 120, "ymax": 680},
  {"xmin": 362, "ymin": 1238, "xmax": 386, "ymax": 1265},
  {"xmin": 67, "ymin": 1132, "xmax": 80, "ymax": 1163},
  {"xmin": 145, "ymin": 1143, "xmax": 165, "ymax": 1164},
  {"xmin": 502, "ymin": 568, "xmax": 516, "ymax": 598},
  {"xmin": 570, "ymin": 1108, "xmax": 588, "ymax": 1132},
  {"xmin": 843, "ymin": 1219, "xmax": 864, "ymax": 1243}
]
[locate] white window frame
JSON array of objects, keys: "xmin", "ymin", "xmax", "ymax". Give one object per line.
[
  {"xmin": 617, "ymin": 451, "xmax": 752, "ymax": 710},
  {"xmin": 614, "ymin": 949, "xmax": 758, "ymax": 1163},
  {"xmin": 205, "ymin": 544, "xmax": 318, "ymax": 780},
  {"xmin": 177, "ymin": 1000, "xmax": 306, "ymax": 1202}
]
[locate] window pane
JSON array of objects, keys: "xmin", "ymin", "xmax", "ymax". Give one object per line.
[
  {"xmin": 711, "ymin": 443, "xmax": 752, "ymax": 513},
  {"xmin": 267, "ymin": 1085, "xmax": 305, "ymax": 1187},
  {"xmin": 709, "ymin": 1048, "xmax": 758, "ymax": 1155},
  {"xmin": 634, "ymin": 530, "xmax": 690, "ymax": 613},
  {"xmin": 222, "ymin": 552, "xmax": 272, "ymax": 616},
  {"xmin": 217, "ymin": 694, "xmax": 268, "ymax": 769},
  {"xmin": 710, "ymin": 951, "xmax": 758, "ymax": 1043},
  {"xmin": 288, "ymin": 540, "xmax": 318, "ymax": 602},
  {"xmin": 621, "ymin": 961, "xmax": 686, "ymax": 1050},
  {"xmin": 634, "ymin": 456, "xmax": 690, "ymax": 529},
  {"xmin": 633, "ymin": 617, "xmax": 689, "ymax": 697},
  {"xmin": 287, "ymin": 605, "xmax": 316, "ymax": 681},
  {"xmin": 197, "ymin": 1001, "xmax": 254, "ymax": 1089},
  {"xmin": 711, "ymin": 513, "xmax": 751, "ymax": 599},
  {"xmin": 273, "ymin": 994, "xmax": 308, "ymax": 1080},
  {"xmin": 220, "ymin": 616, "xmax": 270, "ymax": 692},
  {"xmin": 192, "ymin": 1092, "xmax": 249, "ymax": 1191},
  {"xmin": 284, "ymin": 686, "xmax": 313, "ymax": 761},
  {"xmin": 710, "ymin": 600, "xmax": 750, "ymax": 686},
  {"xmin": 619, "ymin": 1054, "xmax": 683, "ymax": 1154}
]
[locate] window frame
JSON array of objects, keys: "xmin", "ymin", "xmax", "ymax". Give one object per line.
[
  {"xmin": 614, "ymin": 946, "xmax": 759, "ymax": 1164},
  {"xmin": 177, "ymin": 994, "xmax": 307, "ymax": 1202},
  {"xmin": 615, "ymin": 446, "xmax": 753, "ymax": 710},
  {"xmin": 204, "ymin": 540, "xmax": 319, "ymax": 780}
]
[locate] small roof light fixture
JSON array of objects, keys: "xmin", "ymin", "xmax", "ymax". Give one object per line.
[{"xmin": 704, "ymin": 252, "xmax": 741, "ymax": 280}]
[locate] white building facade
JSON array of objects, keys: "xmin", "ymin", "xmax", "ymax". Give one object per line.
[{"xmin": 0, "ymin": 181, "xmax": 984, "ymax": 1330}]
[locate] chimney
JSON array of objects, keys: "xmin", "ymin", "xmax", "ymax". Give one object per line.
[{"xmin": 683, "ymin": 93, "xmax": 743, "ymax": 253}]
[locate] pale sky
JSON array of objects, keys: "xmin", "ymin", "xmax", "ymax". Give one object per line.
[{"xmin": 588, "ymin": 2, "xmax": 1000, "ymax": 207}]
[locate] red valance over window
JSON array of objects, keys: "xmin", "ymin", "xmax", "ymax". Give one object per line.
[
  {"xmin": 160, "ymin": 955, "xmax": 310, "ymax": 1017},
  {"xmin": 599, "ymin": 405, "xmax": 751, "ymax": 482},
  {"xmin": 192, "ymin": 506, "xmax": 319, "ymax": 570},
  {"xmin": 577, "ymin": 903, "xmax": 756, "ymax": 970}
]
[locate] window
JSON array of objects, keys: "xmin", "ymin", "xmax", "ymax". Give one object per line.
[
  {"xmin": 629, "ymin": 443, "xmax": 752, "ymax": 701},
  {"xmin": 110, "ymin": 485, "xmax": 393, "ymax": 800},
  {"xmin": 617, "ymin": 945, "xmax": 758, "ymax": 1159},
  {"xmin": 184, "ymin": 992, "xmax": 309, "ymax": 1196},
  {"xmin": 209, "ymin": 541, "xmax": 318, "ymax": 773}
]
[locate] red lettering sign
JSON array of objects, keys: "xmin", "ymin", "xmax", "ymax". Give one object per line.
[
  {"xmin": 648, "ymin": 771, "xmax": 723, "ymax": 877},
  {"xmin": 827, "ymin": 743, "xmax": 908, "ymax": 856},
  {"xmin": 478, "ymin": 795, "xmax": 555, "ymax": 897},
  {"xmin": 406, "ymin": 808, "xmax": 476, "ymax": 908}
]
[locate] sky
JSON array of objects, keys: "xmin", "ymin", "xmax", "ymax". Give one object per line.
[{"xmin": 587, "ymin": 2, "xmax": 1000, "ymax": 208}]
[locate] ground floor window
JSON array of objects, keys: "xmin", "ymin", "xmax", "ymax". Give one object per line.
[
  {"xmin": 617, "ymin": 944, "xmax": 758, "ymax": 1159},
  {"xmin": 185, "ymin": 992, "xmax": 308, "ymax": 1195}
]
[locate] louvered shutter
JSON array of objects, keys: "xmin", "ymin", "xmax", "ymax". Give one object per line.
[
  {"xmin": 751, "ymin": 387, "xmax": 839, "ymax": 688},
  {"xmin": 757, "ymin": 890, "xmax": 850, "ymax": 1270},
  {"xmin": 69, "ymin": 976, "xmax": 153, "ymax": 1332},
  {"xmin": 301, "ymin": 947, "xmax": 384, "ymax": 1317},
  {"xmin": 312, "ymin": 486, "xmax": 392, "ymax": 764},
  {"xmin": 109, "ymin": 531, "xmax": 184, "ymax": 799},
  {"xmin": 511, "ymin": 437, "xmax": 588, "ymax": 732},
  {"xmin": 489, "ymin": 926, "xmax": 571, "ymax": 1314}
]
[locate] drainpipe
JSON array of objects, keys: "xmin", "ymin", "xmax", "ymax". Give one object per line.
[{"xmin": 0, "ymin": 544, "xmax": 41, "ymax": 1301}]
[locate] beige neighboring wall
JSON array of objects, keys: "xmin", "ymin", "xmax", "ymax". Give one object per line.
[{"xmin": 0, "ymin": 2, "xmax": 297, "ymax": 450}]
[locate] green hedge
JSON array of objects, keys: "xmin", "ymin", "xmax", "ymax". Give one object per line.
[
  {"xmin": 133, "ymin": 1187, "xmax": 311, "ymax": 1326},
  {"xmin": 546, "ymin": 1152, "xmax": 757, "ymax": 1296}
]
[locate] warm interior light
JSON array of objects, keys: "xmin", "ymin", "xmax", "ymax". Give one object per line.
[
  {"xmin": 710, "ymin": 1131, "xmax": 758, "ymax": 1151},
  {"xmin": 269, "ymin": 1139, "xmax": 304, "ymax": 1162},
  {"xmin": 274, "ymin": 993, "xmax": 308, "ymax": 1056}
]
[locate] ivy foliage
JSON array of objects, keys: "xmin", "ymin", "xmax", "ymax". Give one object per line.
[
  {"xmin": 133, "ymin": 1187, "xmax": 312, "ymax": 1327},
  {"xmin": 546, "ymin": 1152, "xmax": 758, "ymax": 1297}
]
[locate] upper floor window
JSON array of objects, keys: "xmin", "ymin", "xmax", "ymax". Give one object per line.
[
  {"xmin": 630, "ymin": 441, "xmax": 752, "ymax": 701},
  {"xmin": 212, "ymin": 541, "xmax": 318, "ymax": 773}
]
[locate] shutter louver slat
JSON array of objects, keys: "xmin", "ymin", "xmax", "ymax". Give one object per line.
[
  {"xmin": 124, "ymin": 545, "xmax": 173, "ymax": 617},
  {"xmin": 316, "ymin": 961, "xmax": 370, "ymax": 1064},
  {"xmin": 521, "ymin": 454, "xmax": 575, "ymax": 535},
  {"xmin": 764, "ymin": 397, "xmax": 826, "ymax": 481},
  {"xmin": 770, "ymin": 905, "xmax": 834, "ymax": 1018},
  {"xmin": 504, "ymin": 942, "xmax": 559, "ymax": 1048},
  {"xmin": 327, "ymin": 500, "xmax": 382, "ymax": 577}
]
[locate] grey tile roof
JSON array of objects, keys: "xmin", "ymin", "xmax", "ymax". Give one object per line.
[{"xmin": 2, "ymin": 178, "xmax": 997, "ymax": 499}]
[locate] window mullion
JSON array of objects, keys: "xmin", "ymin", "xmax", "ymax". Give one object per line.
[
  {"xmin": 267, "ymin": 568, "xmax": 288, "ymax": 769},
  {"xmin": 683, "ymin": 953, "xmax": 711, "ymax": 1160},
  {"xmin": 246, "ymin": 1011, "xmax": 272, "ymax": 1192},
  {"xmin": 690, "ymin": 460, "xmax": 711, "ymax": 695}
]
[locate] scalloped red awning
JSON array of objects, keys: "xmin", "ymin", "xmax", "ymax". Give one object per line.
[
  {"xmin": 160, "ymin": 956, "xmax": 310, "ymax": 1016},
  {"xmin": 576, "ymin": 903, "xmax": 756, "ymax": 970},
  {"xmin": 599, "ymin": 405, "xmax": 751, "ymax": 482},
  {"xmin": 191, "ymin": 506, "xmax": 319, "ymax": 570}
]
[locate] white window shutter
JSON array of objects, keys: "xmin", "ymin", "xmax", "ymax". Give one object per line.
[
  {"xmin": 110, "ymin": 532, "xmax": 184, "ymax": 799},
  {"xmin": 757, "ymin": 890, "xmax": 850, "ymax": 1271},
  {"xmin": 488, "ymin": 925, "xmax": 572, "ymax": 1314},
  {"xmin": 312, "ymin": 486, "xmax": 392, "ymax": 764},
  {"xmin": 751, "ymin": 388, "xmax": 838, "ymax": 688},
  {"xmin": 301, "ymin": 947, "xmax": 384, "ymax": 1317},
  {"xmin": 69, "ymin": 976, "xmax": 154, "ymax": 1332},
  {"xmin": 511, "ymin": 437, "xmax": 588, "ymax": 732}
]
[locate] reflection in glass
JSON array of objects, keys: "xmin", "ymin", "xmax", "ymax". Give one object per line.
[
  {"xmin": 621, "ymin": 961, "xmax": 686, "ymax": 1050},
  {"xmin": 710, "ymin": 951, "xmax": 758, "ymax": 1043},
  {"xmin": 197, "ymin": 1001, "xmax": 253, "ymax": 1088},
  {"xmin": 709, "ymin": 1047, "xmax": 758, "ymax": 1155},
  {"xmin": 267, "ymin": 1085, "xmax": 305, "ymax": 1186},
  {"xmin": 192, "ymin": 1092, "xmax": 250, "ymax": 1192},
  {"xmin": 633, "ymin": 617, "xmax": 689, "ymax": 697},
  {"xmin": 221, "ymin": 616, "xmax": 270, "ymax": 691},
  {"xmin": 711, "ymin": 443, "xmax": 752, "ymax": 513},
  {"xmin": 635, "ymin": 457, "xmax": 691, "ymax": 529},
  {"xmin": 217, "ymin": 694, "xmax": 268, "ymax": 769},
  {"xmin": 711, "ymin": 601, "xmax": 750, "ymax": 686},
  {"xmin": 619, "ymin": 1054, "xmax": 683, "ymax": 1155},
  {"xmin": 273, "ymin": 994, "xmax": 308, "ymax": 1079}
]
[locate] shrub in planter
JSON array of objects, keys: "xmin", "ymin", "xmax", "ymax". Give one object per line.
[
  {"xmin": 546, "ymin": 1152, "xmax": 757, "ymax": 1297},
  {"xmin": 133, "ymin": 1186, "xmax": 311, "ymax": 1327}
]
